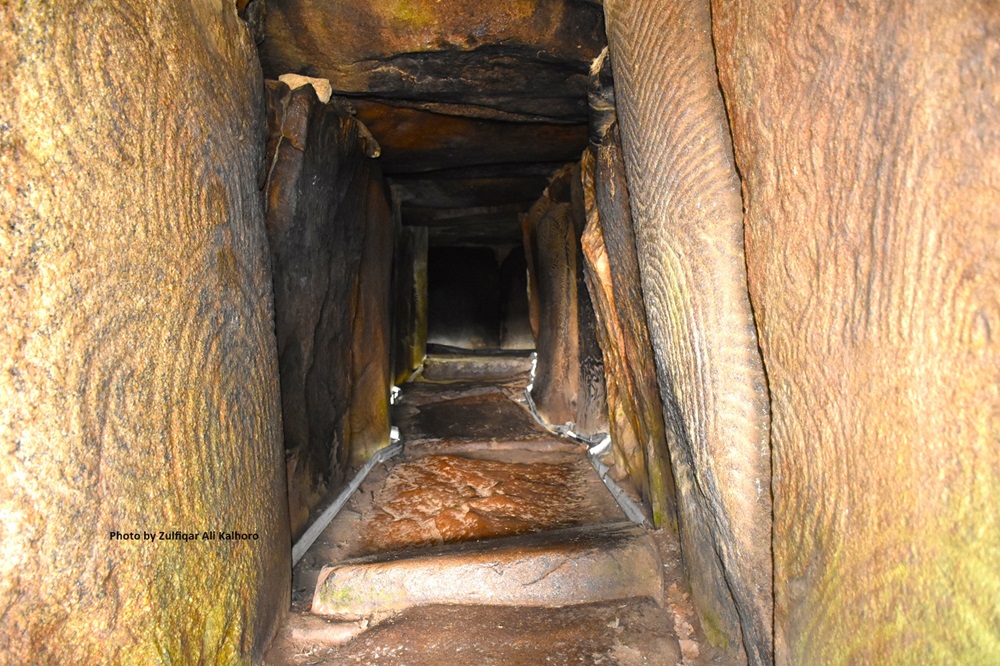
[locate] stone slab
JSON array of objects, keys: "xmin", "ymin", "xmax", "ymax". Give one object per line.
[
  {"xmin": 402, "ymin": 437, "xmax": 583, "ymax": 460},
  {"xmin": 359, "ymin": 454, "xmax": 624, "ymax": 553},
  {"xmin": 405, "ymin": 393, "xmax": 547, "ymax": 443},
  {"xmin": 312, "ymin": 522, "xmax": 662, "ymax": 618},
  {"xmin": 419, "ymin": 352, "xmax": 534, "ymax": 382},
  {"xmin": 268, "ymin": 600, "xmax": 682, "ymax": 665}
]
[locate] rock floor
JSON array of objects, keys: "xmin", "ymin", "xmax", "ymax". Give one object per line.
[{"xmin": 265, "ymin": 352, "xmax": 727, "ymax": 665}]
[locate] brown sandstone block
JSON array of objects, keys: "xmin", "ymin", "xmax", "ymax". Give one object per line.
[{"xmin": 313, "ymin": 522, "xmax": 664, "ymax": 618}]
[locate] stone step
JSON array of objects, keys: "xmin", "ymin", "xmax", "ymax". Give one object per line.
[
  {"xmin": 311, "ymin": 521, "xmax": 663, "ymax": 619},
  {"xmin": 418, "ymin": 351, "xmax": 533, "ymax": 382}
]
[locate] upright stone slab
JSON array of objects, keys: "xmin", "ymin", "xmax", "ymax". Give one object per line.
[
  {"xmin": 0, "ymin": 3, "xmax": 288, "ymax": 661},
  {"xmin": 522, "ymin": 165, "xmax": 607, "ymax": 434},
  {"xmin": 392, "ymin": 225, "xmax": 429, "ymax": 383},
  {"xmin": 346, "ymin": 176, "xmax": 395, "ymax": 466},
  {"xmin": 264, "ymin": 81, "xmax": 393, "ymax": 536},
  {"xmin": 713, "ymin": 1, "xmax": 1000, "ymax": 662},
  {"xmin": 567, "ymin": 163, "xmax": 610, "ymax": 435},
  {"xmin": 605, "ymin": 0, "xmax": 773, "ymax": 659},
  {"xmin": 580, "ymin": 128, "xmax": 676, "ymax": 532}
]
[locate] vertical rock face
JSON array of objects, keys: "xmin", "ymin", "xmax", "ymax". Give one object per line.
[
  {"xmin": 713, "ymin": 2, "xmax": 1000, "ymax": 662},
  {"xmin": 568, "ymin": 167, "xmax": 611, "ymax": 436},
  {"xmin": 392, "ymin": 225, "xmax": 429, "ymax": 383},
  {"xmin": 347, "ymin": 177, "xmax": 395, "ymax": 467},
  {"xmin": 580, "ymin": 128, "xmax": 676, "ymax": 532},
  {"xmin": 522, "ymin": 165, "xmax": 608, "ymax": 434},
  {"xmin": 0, "ymin": 2, "xmax": 288, "ymax": 662},
  {"xmin": 264, "ymin": 81, "xmax": 393, "ymax": 538},
  {"xmin": 604, "ymin": 0, "xmax": 773, "ymax": 660},
  {"xmin": 499, "ymin": 247, "xmax": 535, "ymax": 350}
]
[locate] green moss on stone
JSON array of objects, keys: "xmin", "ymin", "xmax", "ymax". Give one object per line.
[
  {"xmin": 319, "ymin": 583, "xmax": 359, "ymax": 610},
  {"xmin": 388, "ymin": 0, "xmax": 435, "ymax": 27},
  {"xmin": 698, "ymin": 604, "xmax": 730, "ymax": 651}
]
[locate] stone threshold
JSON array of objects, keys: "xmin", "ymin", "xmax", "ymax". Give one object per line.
[{"xmin": 312, "ymin": 521, "xmax": 664, "ymax": 620}]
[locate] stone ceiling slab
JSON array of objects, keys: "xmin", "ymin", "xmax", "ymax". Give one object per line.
[
  {"xmin": 259, "ymin": 0, "xmax": 604, "ymax": 238},
  {"xmin": 351, "ymin": 101, "xmax": 588, "ymax": 174},
  {"xmin": 260, "ymin": 0, "xmax": 606, "ymax": 121}
]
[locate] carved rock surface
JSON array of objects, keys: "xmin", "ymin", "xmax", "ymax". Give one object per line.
[
  {"xmin": 580, "ymin": 130, "xmax": 676, "ymax": 532},
  {"xmin": 713, "ymin": 2, "xmax": 1000, "ymax": 662},
  {"xmin": 605, "ymin": 0, "xmax": 773, "ymax": 660},
  {"xmin": 0, "ymin": 3, "xmax": 288, "ymax": 661},
  {"xmin": 360, "ymin": 455, "xmax": 590, "ymax": 552},
  {"xmin": 264, "ymin": 81, "xmax": 393, "ymax": 538}
]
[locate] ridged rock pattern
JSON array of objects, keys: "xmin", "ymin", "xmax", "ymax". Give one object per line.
[
  {"xmin": 605, "ymin": 0, "xmax": 772, "ymax": 660},
  {"xmin": 0, "ymin": 2, "xmax": 289, "ymax": 662},
  {"xmin": 713, "ymin": 1, "xmax": 1000, "ymax": 662}
]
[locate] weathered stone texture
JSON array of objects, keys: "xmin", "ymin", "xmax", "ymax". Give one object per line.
[
  {"xmin": 259, "ymin": 0, "xmax": 603, "ymax": 228},
  {"xmin": 0, "ymin": 2, "xmax": 288, "ymax": 662},
  {"xmin": 605, "ymin": 0, "xmax": 773, "ymax": 660},
  {"xmin": 580, "ymin": 128, "xmax": 676, "ymax": 532},
  {"xmin": 347, "ymin": 177, "xmax": 395, "ymax": 467},
  {"xmin": 264, "ymin": 82, "xmax": 393, "ymax": 538},
  {"xmin": 392, "ymin": 225, "xmax": 429, "ymax": 384},
  {"xmin": 713, "ymin": 2, "xmax": 1000, "ymax": 662},
  {"xmin": 499, "ymin": 247, "xmax": 534, "ymax": 350},
  {"xmin": 522, "ymin": 165, "xmax": 607, "ymax": 433},
  {"xmin": 259, "ymin": 0, "xmax": 606, "ymax": 122},
  {"xmin": 361, "ymin": 455, "xmax": 590, "ymax": 552},
  {"xmin": 314, "ymin": 523, "xmax": 663, "ymax": 619},
  {"xmin": 350, "ymin": 101, "xmax": 589, "ymax": 175},
  {"xmin": 567, "ymin": 165, "xmax": 610, "ymax": 435}
]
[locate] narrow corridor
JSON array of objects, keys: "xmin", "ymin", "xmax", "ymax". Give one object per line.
[
  {"xmin": 266, "ymin": 352, "xmax": 716, "ymax": 665},
  {"xmin": 4, "ymin": 4, "xmax": 993, "ymax": 662}
]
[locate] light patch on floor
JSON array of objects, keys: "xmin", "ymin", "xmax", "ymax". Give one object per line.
[{"xmin": 362, "ymin": 454, "xmax": 589, "ymax": 551}]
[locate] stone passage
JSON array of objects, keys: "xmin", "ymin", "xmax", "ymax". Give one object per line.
[{"xmin": 264, "ymin": 351, "xmax": 720, "ymax": 664}]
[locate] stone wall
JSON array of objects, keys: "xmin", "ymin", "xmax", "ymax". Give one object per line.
[
  {"xmin": 0, "ymin": 3, "xmax": 288, "ymax": 661},
  {"xmin": 579, "ymin": 128, "xmax": 676, "ymax": 531},
  {"xmin": 605, "ymin": 0, "xmax": 773, "ymax": 658},
  {"xmin": 264, "ymin": 81, "xmax": 393, "ymax": 539},
  {"xmin": 713, "ymin": 1, "xmax": 1000, "ymax": 662},
  {"xmin": 392, "ymin": 225, "xmax": 429, "ymax": 383},
  {"xmin": 522, "ymin": 165, "xmax": 608, "ymax": 434}
]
